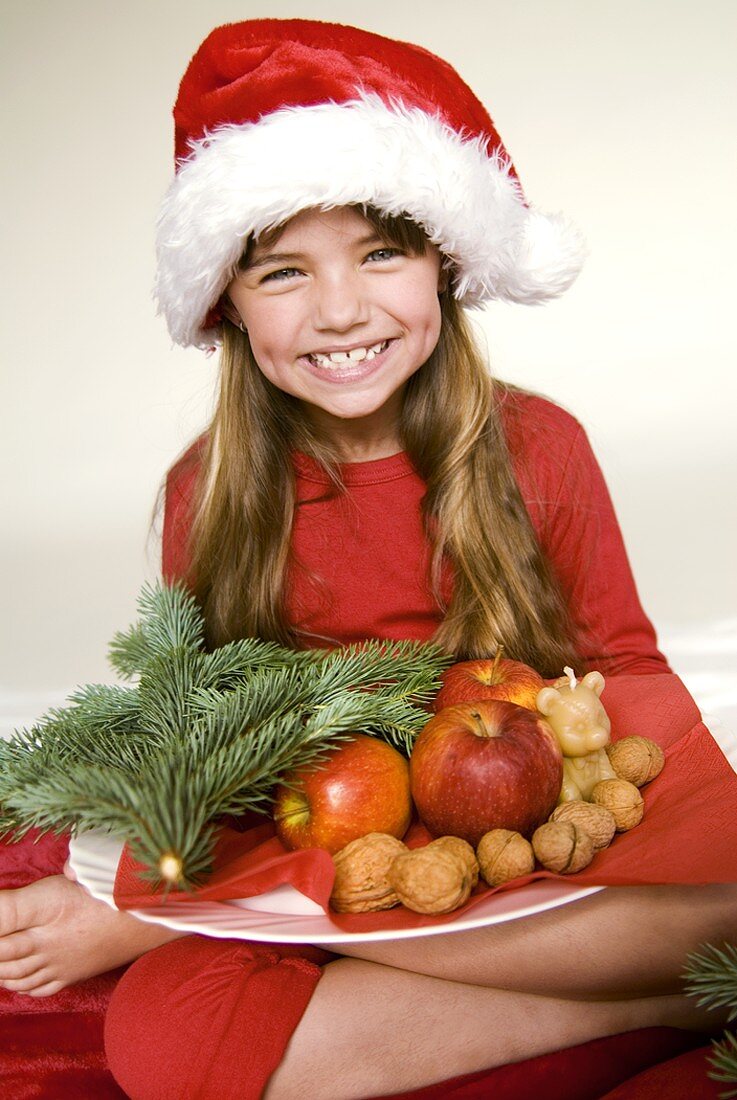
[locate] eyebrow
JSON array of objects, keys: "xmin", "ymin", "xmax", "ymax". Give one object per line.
[
  {"xmin": 245, "ymin": 232, "xmax": 386, "ymax": 271},
  {"xmin": 245, "ymin": 252, "xmax": 305, "ymax": 271}
]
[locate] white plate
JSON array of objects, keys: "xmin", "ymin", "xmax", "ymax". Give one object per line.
[{"xmin": 68, "ymin": 829, "xmax": 604, "ymax": 945}]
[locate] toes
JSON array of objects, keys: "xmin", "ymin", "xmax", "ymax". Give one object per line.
[
  {"xmin": 0, "ymin": 930, "xmax": 36, "ymax": 965},
  {"xmin": 0, "ymin": 970, "xmax": 48, "ymax": 993},
  {"xmin": 27, "ymin": 980, "xmax": 66, "ymax": 998},
  {"xmin": 0, "ymin": 952, "xmax": 45, "ymax": 981}
]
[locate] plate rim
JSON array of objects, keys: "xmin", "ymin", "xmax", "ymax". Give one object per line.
[{"xmin": 68, "ymin": 829, "xmax": 605, "ymax": 944}]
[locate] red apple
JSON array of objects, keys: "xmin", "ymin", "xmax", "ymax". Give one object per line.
[
  {"xmin": 273, "ymin": 734, "xmax": 411, "ymax": 854},
  {"xmin": 433, "ymin": 649, "xmax": 545, "ymax": 713},
  {"xmin": 410, "ymin": 701, "xmax": 563, "ymax": 845}
]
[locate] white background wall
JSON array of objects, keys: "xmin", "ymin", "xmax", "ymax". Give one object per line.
[{"xmin": 2, "ymin": 0, "xmax": 736, "ymax": 698}]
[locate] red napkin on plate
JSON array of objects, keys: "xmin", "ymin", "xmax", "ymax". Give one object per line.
[
  {"xmin": 114, "ymin": 820, "xmax": 335, "ymax": 910},
  {"xmin": 113, "ymin": 673, "xmax": 737, "ymax": 927}
]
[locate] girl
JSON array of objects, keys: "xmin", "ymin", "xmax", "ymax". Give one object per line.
[{"xmin": 1, "ymin": 18, "xmax": 735, "ymax": 1100}]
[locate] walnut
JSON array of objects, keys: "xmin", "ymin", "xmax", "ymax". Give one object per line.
[
  {"xmin": 330, "ymin": 833, "xmax": 407, "ymax": 913},
  {"xmin": 591, "ymin": 778, "xmax": 644, "ymax": 831},
  {"xmin": 389, "ymin": 846, "xmax": 471, "ymax": 915},
  {"xmin": 476, "ymin": 829, "xmax": 535, "ymax": 886},
  {"xmin": 531, "ymin": 821, "xmax": 595, "ymax": 874},
  {"xmin": 427, "ymin": 836, "xmax": 479, "ymax": 888},
  {"xmin": 550, "ymin": 800, "xmax": 616, "ymax": 850},
  {"xmin": 606, "ymin": 737, "xmax": 665, "ymax": 787}
]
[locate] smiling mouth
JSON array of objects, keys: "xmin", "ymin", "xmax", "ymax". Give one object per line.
[{"xmin": 306, "ymin": 339, "xmax": 391, "ymax": 369}]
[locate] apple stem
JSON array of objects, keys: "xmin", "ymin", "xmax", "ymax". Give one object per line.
[
  {"xmin": 470, "ymin": 709, "xmax": 494, "ymax": 738},
  {"xmin": 491, "ymin": 645, "xmax": 504, "ymax": 679}
]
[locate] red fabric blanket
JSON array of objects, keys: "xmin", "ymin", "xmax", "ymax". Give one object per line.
[{"xmin": 0, "ymin": 829, "xmax": 127, "ymax": 1098}]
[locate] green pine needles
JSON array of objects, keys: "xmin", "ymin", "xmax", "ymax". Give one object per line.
[
  {"xmin": 685, "ymin": 943, "xmax": 737, "ymax": 1096},
  {"xmin": 0, "ymin": 582, "xmax": 451, "ymax": 889}
]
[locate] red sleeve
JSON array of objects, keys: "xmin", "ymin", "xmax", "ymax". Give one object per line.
[
  {"xmin": 161, "ymin": 435, "xmax": 206, "ymax": 585},
  {"xmin": 503, "ymin": 392, "xmax": 670, "ymax": 677}
]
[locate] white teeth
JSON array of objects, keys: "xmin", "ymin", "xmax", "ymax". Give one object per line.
[{"xmin": 309, "ymin": 340, "xmax": 387, "ymax": 369}]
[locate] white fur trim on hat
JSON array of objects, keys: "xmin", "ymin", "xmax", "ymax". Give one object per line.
[{"xmin": 155, "ymin": 95, "xmax": 585, "ymax": 349}]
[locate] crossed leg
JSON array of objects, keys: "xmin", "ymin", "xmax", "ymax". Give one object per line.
[{"xmin": 266, "ymin": 884, "xmax": 736, "ymax": 1099}]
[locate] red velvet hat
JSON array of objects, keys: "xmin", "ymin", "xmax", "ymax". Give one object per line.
[{"xmin": 156, "ymin": 19, "xmax": 585, "ymax": 349}]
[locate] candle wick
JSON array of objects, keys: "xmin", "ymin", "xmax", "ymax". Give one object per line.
[{"xmin": 563, "ymin": 666, "xmax": 577, "ymax": 690}]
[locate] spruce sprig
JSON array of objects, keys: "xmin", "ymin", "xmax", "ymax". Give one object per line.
[
  {"xmin": 709, "ymin": 1033, "xmax": 737, "ymax": 1099},
  {"xmin": 0, "ymin": 581, "xmax": 450, "ymax": 888},
  {"xmin": 685, "ymin": 943, "xmax": 737, "ymax": 1096}
]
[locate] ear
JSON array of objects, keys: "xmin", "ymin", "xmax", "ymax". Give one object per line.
[
  {"xmin": 219, "ymin": 294, "xmax": 244, "ymax": 330},
  {"xmin": 536, "ymin": 687, "xmax": 559, "ymax": 716},
  {"xmin": 582, "ymin": 671, "xmax": 605, "ymax": 697}
]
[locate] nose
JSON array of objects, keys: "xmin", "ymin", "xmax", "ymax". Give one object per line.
[{"xmin": 311, "ymin": 270, "xmax": 370, "ymax": 332}]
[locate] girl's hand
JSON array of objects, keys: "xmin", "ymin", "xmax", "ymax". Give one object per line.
[{"xmin": 0, "ymin": 875, "xmax": 185, "ymax": 997}]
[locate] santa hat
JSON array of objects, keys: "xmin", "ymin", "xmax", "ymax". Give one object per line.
[{"xmin": 156, "ymin": 19, "xmax": 585, "ymax": 349}]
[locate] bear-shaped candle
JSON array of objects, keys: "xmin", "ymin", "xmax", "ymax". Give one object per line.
[{"xmin": 536, "ymin": 668, "xmax": 618, "ymax": 802}]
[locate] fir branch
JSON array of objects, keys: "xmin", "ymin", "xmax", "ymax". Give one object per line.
[
  {"xmin": 194, "ymin": 683, "xmax": 430, "ymax": 823},
  {"xmin": 107, "ymin": 623, "xmax": 150, "ymax": 680},
  {"xmin": 685, "ymin": 943, "xmax": 737, "ymax": 1097},
  {"xmin": 3, "ymin": 764, "xmax": 163, "ymax": 843},
  {"xmin": 193, "ymin": 710, "xmax": 349, "ymax": 823},
  {"xmin": 116, "ymin": 765, "xmax": 219, "ymax": 887},
  {"xmin": 1, "ymin": 719, "xmax": 150, "ymax": 778},
  {"xmin": 96, "ymin": 713, "xmax": 335, "ymax": 884},
  {"xmin": 66, "ymin": 684, "xmax": 142, "ymax": 734},
  {"xmin": 198, "ymin": 637, "xmax": 318, "ymax": 691},
  {"xmin": 2, "ymin": 758, "xmax": 216, "ymax": 887},
  {"xmin": 0, "ymin": 685, "xmax": 151, "ymax": 802},
  {"xmin": 708, "ymin": 1030, "xmax": 737, "ymax": 1098},
  {"xmin": 136, "ymin": 648, "xmax": 207, "ymax": 740},
  {"xmin": 188, "ymin": 664, "xmax": 317, "ymax": 745},
  {"xmin": 136, "ymin": 582, "xmax": 205, "ymax": 654},
  {"xmin": 108, "ymin": 582, "xmax": 204, "ymax": 677},
  {"xmin": 308, "ymin": 638, "xmax": 450, "ymax": 700},
  {"xmin": 684, "ymin": 944, "xmax": 737, "ymax": 1023},
  {"xmin": 301, "ymin": 691, "xmax": 422, "ymax": 754},
  {"xmin": 0, "ymin": 580, "xmax": 452, "ymax": 886}
]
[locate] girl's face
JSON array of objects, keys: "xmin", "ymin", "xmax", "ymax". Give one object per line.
[{"xmin": 226, "ymin": 206, "xmax": 444, "ymax": 452}]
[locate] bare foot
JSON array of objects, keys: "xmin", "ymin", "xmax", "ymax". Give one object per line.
[{"xmin": 0, "ymin": 875, "xmax": 185, "ymax": 997}]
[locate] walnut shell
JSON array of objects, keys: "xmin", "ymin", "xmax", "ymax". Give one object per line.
[
  {"xmin": 550, "ymin": 800, "xmax": 617, "ymax": 850},
  {"xmin": 476, "ymin": 829, "xmax": 535, "ymax": 886},
  {"xmin": 591, "ymin": 779, "xmax": 644, "ymax": 831},
  {"xmin": 531, "ymin": 821, "xmax": 595, "ymax": 874},
  {"xmin": 389, "ymin": 847, "xmax": 471, "ymax": 915},
  {"xmin": 330, "ymin": 833, "xmax": 407, "ymax": 913},
  {"xmin": 427, "ymin": 836, "xmax": 479, "ymax": 888},
  {"xmin": 606, "ymin": 737, "xmax": 665, "ymax": 787}
]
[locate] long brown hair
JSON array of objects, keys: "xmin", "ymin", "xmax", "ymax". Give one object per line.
[{"xmin": 185, "ymin": 207, "xmax": 581, "ymax": 676}]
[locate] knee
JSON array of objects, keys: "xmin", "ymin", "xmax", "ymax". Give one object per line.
[
  {"xmin": 105, "ymin": 938, "xmax": 201, "ymax": 1100},
  {"xmin": 104, "ymin": 935, "xmax": 326, "ymax": 1100}
]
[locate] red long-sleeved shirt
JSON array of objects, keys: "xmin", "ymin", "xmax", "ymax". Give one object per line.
[{"xmin": 163, "ymin": 389, "xmax": 669, "ymax": 676}]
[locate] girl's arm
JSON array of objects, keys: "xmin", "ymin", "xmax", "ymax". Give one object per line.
[
  {"xmin": 542, "ymin": 420, "xmax": 670, "ymax": 675},
  {"xmin": 0, "ymin": 875, "xmax": 185, "ymax": 997},
  {"xmin": 506, "ymin": 392, "xmax": 670, "ymax": 676}
]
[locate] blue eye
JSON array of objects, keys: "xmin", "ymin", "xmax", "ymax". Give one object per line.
[
  {"xmin": 261, "ymin": 267, "xmax": 301, "ymax": 283},
  {"xmin": 366, "ymin": 247, "xmax": 401, "ymax": 263}
]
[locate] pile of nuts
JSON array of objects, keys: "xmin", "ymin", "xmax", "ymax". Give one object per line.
[
  {"xmin": 330, "ymin": 832, "xmax": 480, "ymax": 914},
  {"xmin": 329, "ymin": 735, "xmax": 665, "ymax": 915}
]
